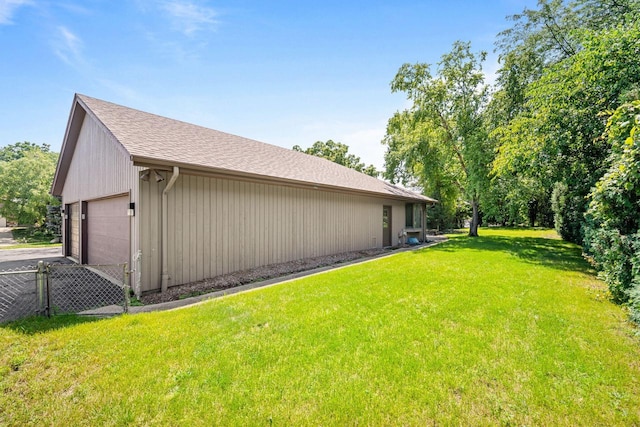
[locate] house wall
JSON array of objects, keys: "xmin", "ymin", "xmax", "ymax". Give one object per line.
[
  {"xmin": 59, "ymin": 114, "xmax": 141, "ymax": 288},
  {"xmin": 139, "ymin": 172, "xmax": 406, "ymax": 293}
]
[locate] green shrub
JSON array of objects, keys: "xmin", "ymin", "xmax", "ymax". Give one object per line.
[
  {"xmin": 583, "ymin": 228, "xmax": 638, "ymax": 303},
  {"xmin": 583, "ymin": 101, "xmax": 640, "ymax": 320},
  {"xmin": 551, "ymin": 181, "xmax": 584, "ymax": 244}
]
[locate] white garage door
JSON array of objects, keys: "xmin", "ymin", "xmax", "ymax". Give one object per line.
[{"xmin": 87, "ymin": 196, "xmax": 130, "ymax": 265}]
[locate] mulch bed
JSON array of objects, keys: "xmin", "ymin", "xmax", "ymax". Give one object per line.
[{"xmin": 140, "ymin": 247, "xmax": 406, "ymax": 305}]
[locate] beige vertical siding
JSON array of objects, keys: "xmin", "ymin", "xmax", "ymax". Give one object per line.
[
  {"xmin": 61, "ymin": 117, "xmax": 138, "ymax": 202},
  {"xmin": 139, "ymin": 176, "xmax": 163, "ymax": 290},
  {"xmin": 139, "ymin": 172, "xmax": 407, "ymax": 293},
  {"xmin": 59, "ymin": 115, "xmax": 141, "ymax": 290}
]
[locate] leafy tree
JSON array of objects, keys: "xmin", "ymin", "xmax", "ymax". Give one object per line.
[
  {"xmin": 0, "ymin": 144, "xmax": 59, "ymax": 225},
  {"xmin": 293, "ymin": 140, "xmax": 379, "ymax": 177},
  {"xmin": 492, "ymin": 23, "xmax": 640, "ymax": 242},
  {"xmin": 489, "ymin": 0, "xmax": 640, "ymax": 237},
  {"xmin": 0, "ymin": 141, "xmax": 51, "ymax": 162},
  {"xmin": 583, "ymin": 102, "xmax": 640, "ymax": 314},
  {"xmin": 383, "ymin": 41, "xmax": 492, "ymax": 236},
  {"xmin": 495, "ymin": 0, "xmax": 639, "ymax": 103}
]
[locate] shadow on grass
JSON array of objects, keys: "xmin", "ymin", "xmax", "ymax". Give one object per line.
[
  {"xmin": 1, "ymin": 314, "xmax": 102, "ymax": 335},
  {"xmin": 427, "ymin": 234, "xmax": 594, "ymax": 275}
]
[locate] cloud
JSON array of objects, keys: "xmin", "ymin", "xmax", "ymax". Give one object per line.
[
  {"xmin": 160, "ymin": 1, "xmax": 217, "ymax": 36},
  {"xmin": 0, "ymin": 0, "xmax": 32, "ymax": 25},
  {"xmin": 52, "ymin": 26, "xmax": 85, "ymax": 67}
]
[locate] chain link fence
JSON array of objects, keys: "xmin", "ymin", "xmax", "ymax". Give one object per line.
[
  {"xmin": 0, "ymin": 262, "xmax": 129, "ymax": 323},
  {"xmin": 47, "ymin": 264, "xmax": 129, "ymax": 316},
  {"xmin": 0, "ymin": 264, "xmax": 41, "ymax": 323}
]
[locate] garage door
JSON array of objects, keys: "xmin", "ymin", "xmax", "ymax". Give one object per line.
[
  {"xmin": 69, "ymin": 203, "xmax": 80, "ymax": 260},
  {"xmin": 87, "ymin": 196, "xmax": 130, "ymax": 265}
]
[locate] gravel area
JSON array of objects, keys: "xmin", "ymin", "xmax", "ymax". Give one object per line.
[{"xmin": 141, "ymin": 246, "xmax": 407, "ymax": 305}]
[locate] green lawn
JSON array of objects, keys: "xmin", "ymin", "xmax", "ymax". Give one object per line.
[
  {"xmin": 0, "ymin": 227, "xmax": 62, "ymax": 250},
  {"xmin": 1, "ymin": 229, "xmax": 639, "ymax": 425}
]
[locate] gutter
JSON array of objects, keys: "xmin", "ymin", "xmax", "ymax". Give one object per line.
[
  {"xmin": 161, "ymin": 166, "xmax": 180, "ymax": 292},
  {"xmin": 131, "ymin": 157, "xmax": 437, "ymax": 204}
]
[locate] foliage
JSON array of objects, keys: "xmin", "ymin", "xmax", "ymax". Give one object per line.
[
  {"xmin": 550, "ymin": 181, "xmax": 583, "ymax": 242},
  {"xmin": 46, "ymin": 199, "xmax": 62, "ymax": 238},
  {"xmin": 0, "ymin": 143, "xmax": 59, "ymax": 226},
  {"xmin": 494, "ymin": 0, "xmax": 640, "ymax": 109},
  {"xmin": 583, "ymin": 102, "xmax": 640, "ymax": 316},
  {"xmin": 384, "ymin": 41, "xmax": 493, "ymax": 236},
  {"xmin": 0, "ymin": 141, "xmax": 51, "ymax": 162},
  {"xmin": 293, "ymin": 140, "xmax": 378, "ymax": 177},
  {"xmin": 2, "ymin": 229, "xmax": 640, "ymax": 425},
  {"xmin": 492, "ymin": 21, "xmax": 640, "ymax": 243},
  {"xmin": 6, "ymin": 226, "xmax": 61, "ymax": 249}
]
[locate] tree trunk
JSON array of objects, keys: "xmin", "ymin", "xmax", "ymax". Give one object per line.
[
  {"xmin": 528, "ymin": 199, "xmax": 538, "ymax": 227},
  {"xmin": 469, "ymin": 199, "xmax": 479, "ymax": 237}
]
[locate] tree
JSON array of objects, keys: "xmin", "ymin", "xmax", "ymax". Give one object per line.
[
  {"xmin": 0, "ymin": 143, "xmax": 59, "ymax": 225},
  {"xmin": 583, "ymin": 101, "xmax": 640, "ymax": 315},
  {"xmin": 293, "ymin": 140, "xmax": 379, "ymax": 177},
  {"xmin": 489, "ymin": 0, "xmax": 640, "ymax": 238},
  {"xmin": 383, "ymin": 41, "xmax": 492, "ymax": 237},
  {"xmin": 0, "ymin": 141, "xmax": 51, "ymax": 162},
  {"xmin": 492, "ymin": 23, "xmax": 640, "ymax": 242}
]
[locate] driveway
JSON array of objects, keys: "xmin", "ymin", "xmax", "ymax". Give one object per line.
[
  {"xmin": 0, "ymin": 247, "xmax": 68, "ymax": 270},
  {"xmin": 0, "ymin": 227, "xmax": 68, "ymax": 270},
  {"xmin": 0, "ymin": 227, "xmax": 15, "ymax": 246}
]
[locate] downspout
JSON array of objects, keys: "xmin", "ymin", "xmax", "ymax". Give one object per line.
[{"xmin": 161, "ymin": 166, "xmax": 179, "ymax": 292}]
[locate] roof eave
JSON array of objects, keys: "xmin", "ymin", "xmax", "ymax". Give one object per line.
[
  {"xmin": 51, "ymin": 95, "xmax": 86, "ymax": 196},
  {"xmin": 51, "ymin": 94, "xmax": 135, "ymax": 196},
  {"xmin": 132, "ymin": 155, "xmax": 434, "ymax": 203}
]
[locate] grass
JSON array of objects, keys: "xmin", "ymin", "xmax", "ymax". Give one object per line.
[
  {"xmin": 1, "ymin": 228, "xmax": 639, "ymax": 425},
  {"xmin": 0, "ymin": 227, "xmax": 62, "ymax": 250}
]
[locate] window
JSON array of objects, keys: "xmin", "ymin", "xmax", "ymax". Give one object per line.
[{"xmin": 405, "ymin": 203, "xmax": 423, "ymax": 229}]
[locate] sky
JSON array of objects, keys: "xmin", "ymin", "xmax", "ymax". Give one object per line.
[{"xmin": 0, "ymin": 0, "xmax": 538, "ymax": 170}]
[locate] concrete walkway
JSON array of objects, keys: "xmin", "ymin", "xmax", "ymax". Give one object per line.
[{"xmin": 98, "ymin": 236, "xmax": 447, "ymax": 316}]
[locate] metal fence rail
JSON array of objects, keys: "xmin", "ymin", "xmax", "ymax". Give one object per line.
[{"xmin": 0, "ymin": 262, "xmax": 129, "ymax": 323}]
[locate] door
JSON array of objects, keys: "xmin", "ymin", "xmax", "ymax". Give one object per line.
[
  {"xmin": 87, "ymin": 196, "xmax": 130, "ymax": 265},
  {"xmin": 383, "ymin": 205, "xmax": 392, "ymax": 247}
]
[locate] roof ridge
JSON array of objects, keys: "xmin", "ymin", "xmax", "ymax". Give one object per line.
[{"xmin": 73, "ymin": 94, "xmax": 435, "ymax": 203}]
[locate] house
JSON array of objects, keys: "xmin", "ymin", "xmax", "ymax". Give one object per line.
[{"xmin": 51, "ymin": 94, "xmax": 436, "ymax": 295}]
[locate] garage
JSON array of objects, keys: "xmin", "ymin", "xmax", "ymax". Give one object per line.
[{"xmin": 87, "ymin": 195, "xmax": 130, "ymax": 265}]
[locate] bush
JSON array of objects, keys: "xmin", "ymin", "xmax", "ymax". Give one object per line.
[
  {"xmin": 551, "ymin": 181, "xmax": 584, "ymax": 244},
  {"xmin": 583, "ymin": 101, "xmax": 640, "ymax": 321},
  {"xmin": 46, "ymin": 199, "xmax": 62, "ymax": 238},
  {"xmin": 583, "ymin": 228, "xmax": 638, "ymax": 303}
]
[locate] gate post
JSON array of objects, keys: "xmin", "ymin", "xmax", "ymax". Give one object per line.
[
  {"xmin": 36, "ymin": 261, "xmax": 49, "ymax": 317},
  {"xmin": 123, "ymin": 263, "xmax": 130, "ymax": 314}
]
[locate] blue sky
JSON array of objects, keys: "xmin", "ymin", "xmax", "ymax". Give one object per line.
[{"xmin": 0, "ymin": 0, "xmax": 537, "ymax": 170}]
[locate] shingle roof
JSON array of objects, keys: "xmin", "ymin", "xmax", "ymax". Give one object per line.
[{"xmin": 66, "ymin": 94, "xmax": 435, "ymax": 202}]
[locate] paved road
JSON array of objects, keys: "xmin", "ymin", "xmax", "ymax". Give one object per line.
[
  {"xmin": 0, "ymin": 247, "xmax": 68, "ymax": 270},
  {"xmin": 0, "ymin": 227, "xmax": 67, "ymax": 269},
  {"xmin": 0, "ymin": 227, "xmax": 16, "ymax": 246}
]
